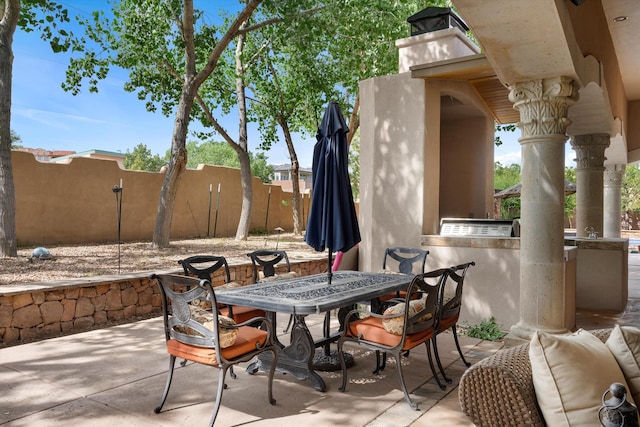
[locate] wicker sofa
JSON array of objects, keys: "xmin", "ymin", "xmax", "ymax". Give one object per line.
[{"xmin": 458, "ymin": 328, "xmax": 612, "ymax": 427}]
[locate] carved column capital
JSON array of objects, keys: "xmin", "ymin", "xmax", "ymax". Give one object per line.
[
  {"xmin": 604, "ymin": 164, "xmax": 625, "ymax": 187},
  {"xmin": 570, "ymin": 134, "xmax": 610, "ymax": 170},
  {"xmin": 509, "ymin": 77, "xmax": 579, "ymax": 138}
]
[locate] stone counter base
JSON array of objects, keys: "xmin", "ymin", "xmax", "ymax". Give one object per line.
[{"xmin": 0, "ymin": 258, "xmax": 328, "ymax": 346}]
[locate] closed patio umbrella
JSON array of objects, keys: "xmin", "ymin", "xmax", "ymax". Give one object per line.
[
  {"xmin": 305, "ymin": 102, "xmax": 360, "ymax": 368},
  {"xmin": 305, "ymin": 102, "xmax": 361, "ymax": 285}
]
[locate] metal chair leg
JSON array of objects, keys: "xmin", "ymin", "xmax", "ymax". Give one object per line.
[
  {"xmin": 452, "ymin": 325, "xmax": 471, "ymax": 367},
  {"xmin": 395, "ymin": 351, "xmax": 419, "ymax": 410},
  {"xmin": 154, "ymin": 355, "xmax": 177, "ymax": 414},
  {"xmin": 426, "ymin": 340, "xmax": 447, "ymax": 390},
  {"xmin": 373, "ymin": 350, "xmax": 387, "ymax": 374},
  {"xmin": 208, "ymin": 366, "xmax": 228, "ymax": 427},
  {"xmin": 431, "ymin": 335, "xmax": 452, "ymax": 384},
  {"xmin": 338, "ymin": 339, "xmax": 349, "ymax": 392},
  {"xmin": 283, "ymin": 314, "xmax": 294, "ymax": 333}
]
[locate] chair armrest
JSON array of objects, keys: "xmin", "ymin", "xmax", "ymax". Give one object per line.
[
  {"xmin": 458, "ymin": 328, "xmax": 612, "ymax": 427},
  {"xmin": 459, "ymin": 343, "xmax": 545, "ymax": 427}
]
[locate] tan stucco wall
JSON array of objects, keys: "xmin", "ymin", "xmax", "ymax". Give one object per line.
[
  {"xmin": 359, "ymin": 73, "xmax": 427, "ymax": 273},
  {"xmin": 12, "ymin": 150, "xmax": 306, "ymax": 245},
  {"xmin": 359, "ymin": 72, "xmax": 495, "ymax": 272}
]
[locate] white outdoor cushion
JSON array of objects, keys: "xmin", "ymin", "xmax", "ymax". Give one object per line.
[
  {"xmin": 530, "ymin": 329, "xmax": 631, "ymax": 427},
  {"xmin": 606, "ymin": 325, "xmax": 640, "ymax": 403}
]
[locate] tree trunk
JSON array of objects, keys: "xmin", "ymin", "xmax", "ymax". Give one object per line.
[
  {"xmin": 279, "ymin": 119, "xmax": 302, "ymax": 235},
  {"xmin": 347, "ymin": 92, "xmax": 360, "ymax": 148},
  {"xmin": 236, "ymin": 150, "xmax": 253, "ymax": 240},
  {"xmin": 152, "ymin": 0, "xmax": 261, "ymax": 247},
  {"xmin": 234, "ymin": 28, "xmax": 252, "ymax": 241},
  {"xmin": 152, "ymin": 82, "xmax": 193, "ymax": 248},
  {"xmin": 0, "ymin": 0, "xmax": 19, "ymax": 257}
]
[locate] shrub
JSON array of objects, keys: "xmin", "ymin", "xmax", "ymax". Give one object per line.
[{"xmin": 463, "ymin": 317, "xmax": 506, "ymax": 341}]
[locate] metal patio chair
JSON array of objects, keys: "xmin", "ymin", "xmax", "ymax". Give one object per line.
[
  {"xmin": 151, "ymin": 273, "xmax": 278, "ymax": 427},
  {"xmin": 179, "ymin": 255, "xmax": 266, "ymax": 324},
  {"xmin": 337, "ymin": 268, "xmax": 453, "ymax": 409},
  {"xmin": 432, "ymin": 261, "xmax": 476, "ymax": 383}
]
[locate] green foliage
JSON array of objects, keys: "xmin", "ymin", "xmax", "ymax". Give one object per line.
[
  {"xmin": 494, "ymin": 162, "xmax": 521, "ymax": 219},
  {"xmin": 464, "ymin": 317, "xmax": 506, "ymax": 341},
  {"xmin": 564, "ymin": 167, "xmax": 576, "ymax": 226},
  {"xmin": 19, "ymin": 0, "xmax": 75, "ymax": 53},
  {"xmin": 623, "ymin": 164, "xmax": 640, "ymax": 214},
  {"xmin": 10, "ymin": 130, "xmax": 22, "ymax": 148},
  {"xmin": 184, "ymin": 140, "xmax": 273, "ymax": 183},
  {"xmin": 124, "ymin": 143, "xmax": 165, "ymax": 172},
  {"xmin": 349, "ymin": 132, "xmax": 360, "ymax": 200},
  {"xmin": 494, "ymin": 123, "xmax": 517, "ymax": 146}
]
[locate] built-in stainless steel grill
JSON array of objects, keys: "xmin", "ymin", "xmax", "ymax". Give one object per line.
[{"xmin": 439, "ymin": 218, "xmax": 518, "ymax": 237}]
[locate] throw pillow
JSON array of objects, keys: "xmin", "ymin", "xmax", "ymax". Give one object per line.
[
  {"xmin": 381, "ymin": 299, "xmax": 433, "ymax": 335},
  {"xmin": 606, "ymin": 325, "xmax": 640, "ymax": 403},
  {"xmin": 175, "ymin": 306, "xmax": 238, "ymax": 348},
  {"xmin": 259, "ymin": 271, "xmax": 299, "ymax": 282},
  {"xmin": 530, "ymin": 329, "xmax": 632, "ymax": 427}
]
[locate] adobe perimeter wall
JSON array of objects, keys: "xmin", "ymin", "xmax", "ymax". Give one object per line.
[
  {"xmin": 12, "ymin": 150, "xmax": 310, "ymax": 245},
  {"xmin": 0, "ymin": 257, "xmax": 327, "ymax": 346}
]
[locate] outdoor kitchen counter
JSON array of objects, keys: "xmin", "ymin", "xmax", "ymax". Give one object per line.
[
  {"xmin": 421, "ymin": 235, "xmax": 520, "ymax": 249},
  {"xmin": 562, "ymin": 237, "xmax": 629, "ymax": 311},
  {"xmin": 420, "ymin": 235, "xmax": 577, "ymax": 331}
]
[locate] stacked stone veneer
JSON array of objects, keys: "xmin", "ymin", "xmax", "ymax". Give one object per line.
[{"xmin": 0, "ymin": 257, "xmax": 327, "ymax": 346}]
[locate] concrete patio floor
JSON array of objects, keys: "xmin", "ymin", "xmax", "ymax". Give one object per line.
[{"xmin": 2, "ymin": 254, "xmax": 639, "ymax": 426}]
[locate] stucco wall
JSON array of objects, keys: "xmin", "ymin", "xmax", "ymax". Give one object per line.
[
  {"xmin": 359, "ymin": 72, "xmax": 427, "ymax": 273},
  {"xmin": 12, "ymin": 150, "xmax": 307, "ymax": 245}
]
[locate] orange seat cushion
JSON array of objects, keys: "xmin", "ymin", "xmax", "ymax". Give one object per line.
[
  {"xmin": 437, "ymin": 315, "xmax": 459, "ymax": 332},
  {"xmin": 167, "ymin": 326, "xmax": 268, "ymax": 365},
  {"xmin": 346, "ymin": 316, "xmax": 434, "ymax": 351},
  {"xmin": 220, "ymin": 306, "xmax": 267, "ymax": 324}
]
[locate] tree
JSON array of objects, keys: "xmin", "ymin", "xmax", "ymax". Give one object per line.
[
  {"xmin": 242, "ymin": 5, "xmax": 338, "ymax": 234},
  {"xmin": 349, "ymin": 130, "xmax": 360, "ymax": 200},
  {"xmin": 185, "ymin": 140, "xmax": 273, "ymax": 183},
  {"xmin": 622, "ymin": 164, "xmax": 640, "ymax": 214},
  {"xmin": 10, "ymin": 129, "xmax": 21, "ymax": 148},
  {"xmin": 64, "ymin": 0, "xmax": 264, "ymax": 247},
  {"xmin": 124, "ymin": 143, "xmax": 165, "ymax": 172},
  {"xmin": 564, "ymin": 167, "xmax": 577, "ymax": 228},
  {"xmin": 0, "ymin": 0, "xmax": 73, "ymax": 257},
  {"xmin": 494, "ymin": 162, "xmax": 521, "ymax": 219}
]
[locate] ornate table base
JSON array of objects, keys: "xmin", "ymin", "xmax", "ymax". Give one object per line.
[{"xmin": 247, "ymin": 314, "xmax": 353, "ymax": 391}]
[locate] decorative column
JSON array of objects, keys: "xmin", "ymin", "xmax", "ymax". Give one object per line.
[
  {"xmin": 604, "ymin": 165, "xmax": 625, "ymax": 238},
  {"xmin": 508, "ymin": 77, "xmax": 579, "ymax": 341},
  {"xmin": 570, "ymin": 134, "xmax": 610, "ymax": 238}
]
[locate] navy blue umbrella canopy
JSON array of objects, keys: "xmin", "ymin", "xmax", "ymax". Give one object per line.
[{"xmin": 305, "ymin": 103, "xmax": 361, "ymax": 281}]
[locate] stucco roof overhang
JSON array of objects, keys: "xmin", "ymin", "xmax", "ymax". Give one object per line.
[
  {"xmin": 437, "ymin": 0, "xmax": 632, "ymax": 164},
  {"xmin": 410, "ymin": 53, "xmax": 519, "ymax": 125}
]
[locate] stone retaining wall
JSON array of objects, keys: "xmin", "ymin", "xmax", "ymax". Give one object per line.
[{"xmin": 0, "ymin": 257, "xmax": 327, "ymax": 346}]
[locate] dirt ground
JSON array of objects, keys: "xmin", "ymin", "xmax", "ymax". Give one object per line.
[
  {"xmin": 0, "ymin": 233, "xmax": 319, "ymax": 286},
  {"xmin": 3, "ymin": 230, "xmax": 639, "ymax": 286}
]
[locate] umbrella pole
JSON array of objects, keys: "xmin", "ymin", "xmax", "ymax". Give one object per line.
[{"xmin": 324, "ymin": 250, "xmax": 333, "ymax": 355}]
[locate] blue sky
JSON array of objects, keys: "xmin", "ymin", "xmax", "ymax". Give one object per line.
[
  {"xmin": 10, "ymin": 1, "xmax": 575, "ymax": 169},
  {"xmin": 11, "ymin": 0, "xmax": 312, "ymax": 166}
]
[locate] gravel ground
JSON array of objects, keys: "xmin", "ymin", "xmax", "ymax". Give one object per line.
[{"xmin": 0, "ymin": 234, "xmax": 320, "ymax": 285}]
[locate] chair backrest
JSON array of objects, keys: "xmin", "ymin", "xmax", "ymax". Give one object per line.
[
  {"xmin": 152, "ymin": 273, "xmax": 223, "ymax": 350},
  {"xmin": 439, "ymin": 261, "xmax": 475, "ymax": 320},
  {"xmin": 382, "ymin": 247, "xmax": 429, "ymax": 275},
  {"xmin": 247, "ymin": 250, "xmax": 291, "ymax": 282},
  {"xmin": 178, "ymin": 255, "xmax": 231, "ymax": 284},
  {"xmin": 402, "ymin": 267, "xmax": 451, "ymax": 335}
]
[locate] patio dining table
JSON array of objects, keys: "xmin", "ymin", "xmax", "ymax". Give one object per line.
[{"xmin": 215, "ymin": 270, "xmax": 412, "ymax": 391}]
